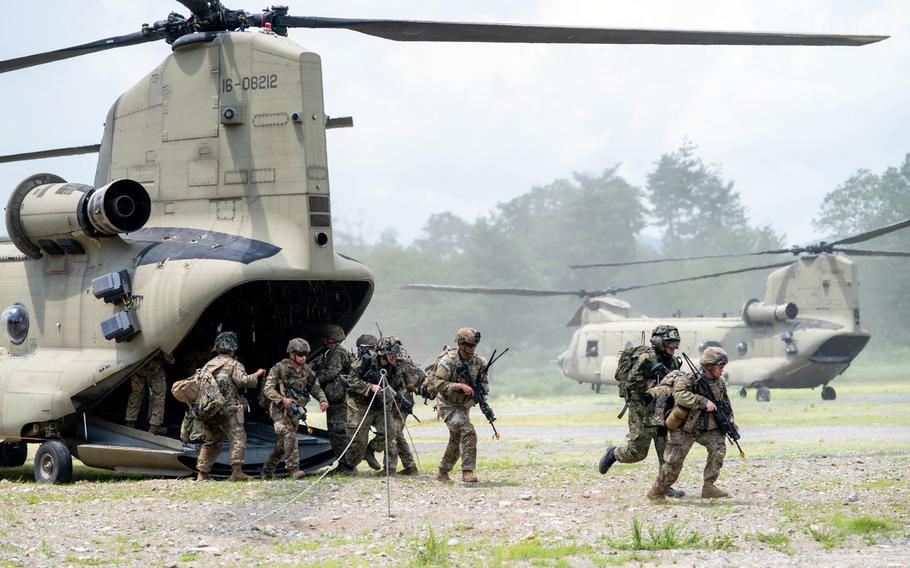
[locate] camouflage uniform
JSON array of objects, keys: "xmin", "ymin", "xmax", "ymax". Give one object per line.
[
  {"xmin": 426, "ymin": 348, "xmax": 488, "ymax": 475},
  {"xmin": 209, "ymin": 353, "xmax": 259, "ymax": 467},
  {"xmin": 340, "ymin": 355, "xmax": 407, "ymax": 471},
  {"xmin": 315, "ymin": 346, "xmax": 353, "ymax": 459},
  {"xmin": 653, "ymin": 360, "xmax": 733, "ymax": 497},
  {"xmin": 125, "ymin": 355, "xmax": 167, "ymax": 428},
  {"xmin": 614, "ymin": 348, "xmax": 680, "ymax": 465},
  {"xmin": 367, "ymin": 355, "xmax": 423, "ymax": 471},
  {"xmin": 262, "ymin": 358, "xmax": 327, "ymax": 474}
]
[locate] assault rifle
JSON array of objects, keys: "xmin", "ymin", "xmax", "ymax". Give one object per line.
[
  {"xmin": 283, "ymin": 384, "xmax": 313, "ymax": 432},
  {"xmin": 456, "ymin": 348, "xmax": 509, "ymax": 439},
  {"xmin": 681, "ymin": 353, "xmax": 745, "ymax": 458}
]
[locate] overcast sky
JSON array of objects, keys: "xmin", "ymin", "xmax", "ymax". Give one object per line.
[{"xmin": 1, "ymin": 1, "xmax": 907, "ymax": 246}]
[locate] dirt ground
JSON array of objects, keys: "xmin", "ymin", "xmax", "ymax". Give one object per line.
[{"xmin": 1, "ymin": 384, "xmax": 908, "ymax": 567}]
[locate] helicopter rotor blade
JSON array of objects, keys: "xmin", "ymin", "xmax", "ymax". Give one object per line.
[
  {"xmin": 0, "ymin": 29, "xmax": 167, "ymax": 75},
  {"xmin": 609, "ymin": 261, "xmax": 794, "ymax": 294},
  {"xmin": 401, "ymin": 284, "xmax": 608, "ymax": 298},
  {"xmin": 0, "ymin": 144, "xmax": 101, "ymax": 164},
  {"xmin": 833, "ymin": 248, "xmax": 910, "ymax": 258},
  {"xmin": 828, "ymin": 218, "xmax": 910, "ymax": 247},
  {"xmin": 570, "ymin": 249, "xmax": 792, "ymax": 269},
  {"xmin": 272, "ymin": 17, "xmax": 887, "ymax": 46}
]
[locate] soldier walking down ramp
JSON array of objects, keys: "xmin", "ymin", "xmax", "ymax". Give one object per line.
[
  {"xmin": 197, "ymin": 332, "xmax": 265, "ymax": 482},
  {"xmin": 426, "ymin": 327, "xmax": 490, "ymax": 484},
  {"xmin": 262, "ymin": 338, "xmax": 328, "ymax": 479},
  {"xmin": 125, "ymin": 354, "xmax": 170, "ymax": 435},
  {"xmin": 648, "ymin": 346, "xmax": 737, "ymax": 501},
  {"xmin": 314, "ymin": 325, "xmax": 353, "ymax": 460},
  {"xmin": 598, "ymin": 325, "xmax": 685, "ymax": 498}
]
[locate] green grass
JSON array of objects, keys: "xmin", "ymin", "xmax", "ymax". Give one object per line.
[
  {"xmin": 807, "ymin": 526, "xmax": 843, "ymax": 550},
  {"xmin": 605, "ymin": 518, "xmax": 733, "ymax": 552},
  {"xmin": 751, "ymin": 532, "xmax": 793, "ymax": 555},
  {"xmin": 495, "ymin": 540, "xmax": 590, "ymax": 561},
  {"xmin": 412, "ymin": 527, "xmax": 449, "ymax": 567}
]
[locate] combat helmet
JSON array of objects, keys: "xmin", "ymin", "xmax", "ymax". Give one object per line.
[
  {"xmin": 286, "ymin": 338, "xmax": 310, "ymax": 354},
  {"xmin": 322, "ymin": 324, "xmax": 345, "ymax": 342},
  {"xmin": 356, "ymin": 334, "xmax": 378, "ymax": 348},
  {"xmin": 377, "ymin": 337, "xmax": 402, "ymax": 356},
  {"xmin": 455, "ymin": 327, "xmax": 481, "ymax": 346},
  {"xmin": 214, "ymin": 331, "xmax": 239, "ymax": 353},
  {"xmin": 701, "ymin": 346, "xmax": 729, "ymax": 367},
  {"xmin": 650, "ymin": 324, "xmax": 681, "ymax": 349}
]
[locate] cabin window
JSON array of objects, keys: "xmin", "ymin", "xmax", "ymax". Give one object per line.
[
  {"xmin": 585, "ymin": 340, "xmax": 599, "ymax": 357},
  {"xmin": 737, "ymin": 341, "xmax": 748, "ymax": 356},
  {"xmin": 2, "ymin": 303, "xmax": 29, "ymax": 345},
  {"xmin": 698, "ymin": 340, "xmax": 723, "ymax": 353}
]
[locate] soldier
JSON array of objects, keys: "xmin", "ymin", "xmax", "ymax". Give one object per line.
[
  {"xmin": 195, "ymin": 331, "xmax": 265, "ymax": 482},
  {"xmin": 598, "ymin": 325, "xmax": 685, "ymax": 498},
  {"xmin": 125, "ymin": 354, "xmax": 169, "ymax": 435},
  {"xmin": 313, "ymin": 325, "xmax": 353, "ymax": 459},
  {"xmin": 426, "ymin": 327, "xmax": 489, "ymax": 484},
  {"xmin": 648, "ymin": 346, "xmax": 737, "ymax": 501},
  {"xmin": 261, "ymin": 338, "xmax": 329, "ymax": 479},
  {"xmin": 333, "ymin": 337, "xmax": 407, "ymax": 474},
  {"xmin": 364, "ymin": 336, "xmax": 422, "ymax": 475}
]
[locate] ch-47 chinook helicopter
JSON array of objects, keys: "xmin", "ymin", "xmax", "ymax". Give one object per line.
[
  {"xmin": 0, "ymin": 2, "xmax": 886, "ymax": 482},
  {"xmin": 405, "ymin": 217, "xmax": 910, "ymax": 403}
]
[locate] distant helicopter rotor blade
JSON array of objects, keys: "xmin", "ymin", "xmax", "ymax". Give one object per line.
[
  {"xmin": 401, "ymin": 284, "xmax": 608, "ymax": 298},
  {"xmin": 610, "ymin": 261, "xmax": 794, "ymax": 294},
  {"xmin": 0, "ymin": 144, "xmax": 101, "ymax": 164},
  {"xmin": 828, "ymin": 218, "xmax": 910, "ymax": 247},
  {"xmin": 570, "ymin": 249, "xmax": 792, "ymax": 269},
  {"xmin": 0, "ymin": 30, "xmax": 166, "ymax": 74},
  {"xmin": 273, "ymin": 17, "xmax": 887, "ymax": 46},
  {"xmin": 832, "ymin": 248, "xmax": 910, "ymax": 258}
]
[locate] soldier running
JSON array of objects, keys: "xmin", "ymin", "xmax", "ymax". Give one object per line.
[
  {"xmin": 426, "ymin": 327, "xmax": 489, "ymax": 484},
  {"xmin": 597, "ymin": 325, "xmax": 686, "ymax": 498},
  {"xmin": 195, "ymin": 331, "xmax": 265, "ymax": 482},
  {"xmin": 648, "ymin": 346, "xmax": 737, "ymax": 501},
  {"xmin": 261, "ymin": 338, "xmax": 328, "ymax": 479},
  {"xmin": 313, "ymin": 325, "xmax": 353, "ymax": 459}
]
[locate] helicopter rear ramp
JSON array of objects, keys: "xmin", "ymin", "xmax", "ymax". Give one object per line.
[{"xmin": 76, "ymin": 418, "xmax": 334, "ymax": 478}]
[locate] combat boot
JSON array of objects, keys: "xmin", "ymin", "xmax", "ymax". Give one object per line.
[
  {"xmin": 230, "ymin": 464, "xmax": 253, "ymax": 482},
  {"xmin": 701, "ymin": 483, "xmax": 730, "ymax": 499},
  {"xmin": 286, "ymin": 467, "xmax": 306, "ymax": 480},
  {"xmin": 195, "ymin": 470, "xmax": 211, "ymax": 482},
  {"xmin": 667, "ymin": 487, "xmax": 686, "ymax": 498},
  {"xmin": 260, "ymin": 465, "xmax": 276, "ymax": 480},
  {"xmin": 148, "ymin": 424, "xmax": 167, "ymax": 436},
  {"xmin": 398, "ymin": 465, "xmax": 419, "ymax": 476},
  {"xmin": 364, "ymin": 449, "xmax": 382, "ymax": 471},
  {"xmin": 436, "ymin": 468, "xmax": 453, "ymax": 483},
  {"xmin": 327, "ymin": 463, "xmax": 356, "ymax": 476},
  {"xmin": 646, "ymin": 484, "xmax": 667, "ymax": 502},
  {"xmin": 125, "ymin": 420, "xmax": 137, "ymax": 429},
  {"xmin": 462, "ymin": 470, "xmax": 479, "ymax": 483},
  {"xmin": 376, "ymin": 467, "xmax": 397, "ymax": 477},
  {"xmin": 598, "ymin": 446, "xmax": 616, "ymax": 475}
]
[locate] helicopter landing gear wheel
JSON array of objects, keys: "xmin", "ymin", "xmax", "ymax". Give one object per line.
[
  {"xmin": 595, "ymin": 384, "xmax": 602, "ymax": 394},
  {"xmin": 33, "ymin": 440, "xmax": 73, "ymax": 484},
  {"xmin": 821, "ymin": 386, "xmax": 837, "ymax": 401},
  {"xmin": 756, "ymin": 387, "xmax": 771, "ymax": 403},
  {"xmin": 739, "ymin": 387, "xmax": 747, "ymax": 398}
]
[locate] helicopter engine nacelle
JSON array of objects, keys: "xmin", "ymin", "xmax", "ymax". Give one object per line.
[
  {"xmin": 6, "ymin": 175, "xmax": 150, "ymax": 259},
  {"xmin": 742, "ymin": 298, "xmax": 799, "ymax": 325}
]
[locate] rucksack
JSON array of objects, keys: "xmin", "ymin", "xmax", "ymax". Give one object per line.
[
  {"xmin": 645, "ymin": 369, "xmax": 684, "ymax": 428},
  {"xmin": 421, "ymin": 346, "xmax": 455, "ymax": 401},
  {"xmin": 614, "ymin": 345, "xmax": 652, "ymax": 400},
  {"xmin": 170, "ymin": 363, "xmax": 225, "ymax": 420}
]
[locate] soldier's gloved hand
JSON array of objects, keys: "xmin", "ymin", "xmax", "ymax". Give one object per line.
[
  {"xmin": 281, "ymin": 397, "xmax": 294, "ymax": 411},
  {"xmin": 319, "ymin": 401, "xmax": 329, "ymax": 412},
  {"xmin": 705, "ymin": 400, "xmax": 717, "ymax": 412}
]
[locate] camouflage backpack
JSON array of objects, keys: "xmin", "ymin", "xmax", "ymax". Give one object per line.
[
  {"xmin": 171, "ymin": 363, "xmax": 225, "ymax": 421},
  {"xmin": 645, "ymin": 369, "xmax": 684, "ymax": 428},
  {"xmin": 420, "ymin": 346, "xmax": 456, "ymax": 401},
  {"xmin": 614, "ymin": 344, "xmax": 651, "ymax": 400}
]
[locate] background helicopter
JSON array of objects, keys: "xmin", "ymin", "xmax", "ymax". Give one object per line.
[
  {"xmin": 0, "ymin": 2, "xmax": 886, "ymax": 482},
  {"xmin": 405, "ymin": 217, "xmax": 910, "ymax": 402}
]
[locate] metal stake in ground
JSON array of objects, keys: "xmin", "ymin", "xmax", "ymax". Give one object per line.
[{"xmin": 380, "ymin": 369, "xmax": 393, "ymax": 518}]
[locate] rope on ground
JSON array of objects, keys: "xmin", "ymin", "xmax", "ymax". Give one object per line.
[{"xmin": 247, "ymin": 386, "xmax": 380, "ymax": 526}]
